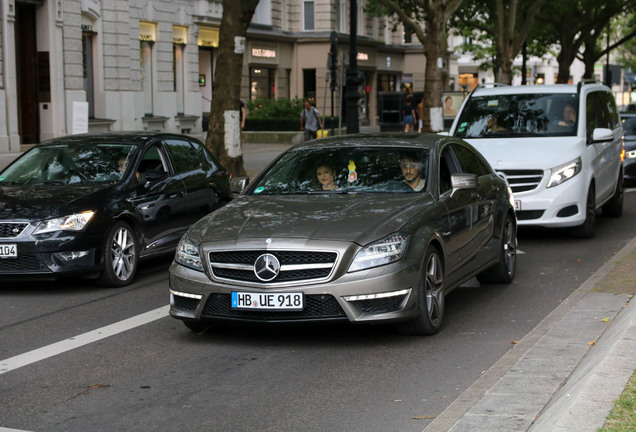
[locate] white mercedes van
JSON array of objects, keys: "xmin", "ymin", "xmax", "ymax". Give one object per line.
[{"xmin": 449, "ymin": 82, "xmax": 624, "ymax": 238}]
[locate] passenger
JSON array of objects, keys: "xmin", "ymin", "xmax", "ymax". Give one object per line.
[
  {"xmin": 315, "ymin": 164, "xmax": 337, "ymax": 190},
  {"xmin": 399, "ymin": 154, "xmax": 425, "ymax": 191},
  {"xmin": 486, "ymin": 114, "xmax": 507, "ymax": 132}
]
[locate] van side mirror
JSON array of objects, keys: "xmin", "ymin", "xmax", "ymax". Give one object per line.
[{"xmin": 592, "ymin": 127, "xmax": 613, "ymax": 143}]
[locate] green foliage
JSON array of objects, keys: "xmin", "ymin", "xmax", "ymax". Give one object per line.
[
  {"xmin": 244, "ymin": 98, "xmax": 339, "ymax": 131},
  {"xmin": 245, "ymin": 98, "xmax": 305, "ymax": 119}
]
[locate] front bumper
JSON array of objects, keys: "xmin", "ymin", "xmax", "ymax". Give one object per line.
[{"xmin": 168, "ymin": 259, "xmax": 421, "ymax": 326}]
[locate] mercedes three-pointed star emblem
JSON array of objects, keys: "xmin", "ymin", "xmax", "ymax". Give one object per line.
[{"xmin": 253, "ymin": 253, "xmax": 281, "ymax": 282}]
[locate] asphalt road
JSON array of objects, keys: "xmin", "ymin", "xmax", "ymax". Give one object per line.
[{"xmin": 1, "ymin": 189, "xmax": 635, "ymax": 431}]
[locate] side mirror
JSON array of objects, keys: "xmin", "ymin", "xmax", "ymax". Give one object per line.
[
  {"xmin": 450, "ymin": 173, "xmax": 478, "ymax": 198},
  {"xmin": 592, "ymin": 127, "xmax": 613, "ymax": 143},
  {"xmin": 230, "ymin": 176, "xmax": 250, "ymax": 194}
]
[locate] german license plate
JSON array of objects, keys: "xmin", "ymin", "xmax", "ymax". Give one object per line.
[
  {"xmin": 514, "ymin": 200, "xmax": 521, "ymax": 211},
  {"xmin": 0, "ymin": 244, "xmax": 17, "ymax": 259},
  {"xmin": 231, "ymin": 292, "xmax": 304, "ymax": 311}
]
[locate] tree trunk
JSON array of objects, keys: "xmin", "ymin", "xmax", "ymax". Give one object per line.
[
  {"xmin": 205, "ymin": 0, "xmax": 259, "ymax": 177},
  {"xmin": 421, "ymin": 13, "xmax": 448, "ymax": 133}
]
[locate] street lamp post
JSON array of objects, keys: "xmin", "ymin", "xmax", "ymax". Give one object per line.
[{"xmin": 345, "ymin": 0, "xmax": 361, "ymax": 134}]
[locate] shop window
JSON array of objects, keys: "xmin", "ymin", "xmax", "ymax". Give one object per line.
[{"xmin": 251, "ymin": 67, "xmax": 275, "ymax": 100}]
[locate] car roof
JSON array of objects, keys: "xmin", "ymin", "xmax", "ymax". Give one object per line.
[
  {"xmin": 470, "ymin": 83, "xmax": 609, "ymax": 97},
  {"xmin": 36, "ymin": 131, "xmax": 194, "ymax": 147},
  {"xmin": 291, "ymin": 133, "xmax": 449, "ymax": 152}
]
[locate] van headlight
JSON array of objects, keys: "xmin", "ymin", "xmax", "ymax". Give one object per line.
[
  {"xmin": 349, "ymin": 234, "xmax": 409, "ymax": 272},
  {"xmin": 547, "ymin": 158, "xmax": 582, "ymax": 188},
  {"xmin": 175, "ymin": 233, "xmax": 203, "ymax": 271}
]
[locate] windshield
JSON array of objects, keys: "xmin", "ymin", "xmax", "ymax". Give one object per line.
[
  {"xmin": 249, "ymin": 146, "xmax": 429, "ymax": 195},
  {"xmin": 454, "ymin": 93, "xmax": 579, "ymax": 138},
  {"xmin": 0, "ymin": 143, "xmax": 137, "ymax": 185}
]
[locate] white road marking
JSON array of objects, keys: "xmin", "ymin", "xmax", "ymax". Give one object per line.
[
  {"xmin": 0, "ymin": 305, "xmax": 169, "ymax": 375},
  {"xmin": 0, "ymin": 428, "xmax": 33, "ymax": 432}
]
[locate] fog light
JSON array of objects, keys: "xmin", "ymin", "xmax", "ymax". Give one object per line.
[
  {"xmin": 57, "ymin": 250, "xmax": 90, "ymax": 261},
  {"xmin": 343, "ymin": 289, "xmax": 410, "ymax": 302}
]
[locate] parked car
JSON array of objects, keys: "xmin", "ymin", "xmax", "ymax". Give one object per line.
[
  {"xmin": 449, "ymin": 82, "xmax": 624, "ymax": 238},
  {"xmin": 0, "ymin": 132, "xmax": 232, "ymax": 286},
  {"xmin": 620, "ymin": 113, "xmax": 636, "ymax": 187},
  {"xmin": 169, "ymin": 133, "xmax": 517, "ymax": 335}
]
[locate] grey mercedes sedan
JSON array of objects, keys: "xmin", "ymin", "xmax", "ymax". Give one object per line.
[{"xmin": 169, "ymin": 133, "xmax": 517, "ymax": 335}]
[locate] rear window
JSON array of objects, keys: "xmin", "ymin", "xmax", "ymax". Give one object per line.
[{"xmin": 454, "ymin": 93, "xmax": 579, "ymax": 138}]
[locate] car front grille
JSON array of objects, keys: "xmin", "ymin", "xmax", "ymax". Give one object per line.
[
  {"xmin": 201, "ymin": 293, "xmax": 347, "ymax": 321},
  {"xmin": 0, "ymin": 223, "xmax": 29, "ymax": 239},
  {"xmin": 209, "ymin": 250, "xmax": 338, "ymax": 284},
  {"xmin": 497, "ymin": 170, "xmax": 544, "ymax": 193}
]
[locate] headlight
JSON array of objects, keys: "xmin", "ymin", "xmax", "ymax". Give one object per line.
[
  {"xmin": 33, "ymin": 211, "xmax": 95, "ymax": 235},
  {"xmin": 349, "ymin": 233, "xmax": 409, "ymax": 272},
  {"xmin": 547, "ymin": 158, "xmax": 582, "ymax": 188},
  {"xmin": 175, "ymin": 233, "xmax": 203, "ymax": 271}
]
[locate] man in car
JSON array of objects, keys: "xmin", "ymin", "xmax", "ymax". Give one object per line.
[{"xmin": 399, "ymin": 154, "xmax": 425, "ymax": 191}]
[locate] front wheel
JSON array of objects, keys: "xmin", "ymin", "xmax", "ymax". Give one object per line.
[
  {"xmin": 396, "ymin": 247, "xmax": 445, "ymax": 335},
  {"xmin": 477, "ymin": 213, "xmax": 517, "ymax": 284},
  {"xmin": 97, "ymin": 221, "xmax": 138, "ymax": 287},
  {"xmin": 571, "ymin": 184, "xmax": 596, "ymax": 239}
]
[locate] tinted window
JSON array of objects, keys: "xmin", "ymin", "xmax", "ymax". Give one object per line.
[
  {"xmin": 0, "ymin": 143, "xmax": 136, "ymax": 185},
  {"xmin": 164, "ymin": 139, "xmax": 201, "ymax": 174},
  {"xmin": 621, "ymin": 116, "xmax": 636, "ymax": 136},
  {"xmin": 249, "ymin": 146, "xmax": 430, "ymax": 194},
  {"xmin": 452, "ymin": 144, "xmax": 490, "ymax": 176},
  {"xmin": 454, "ymin": 93, "xmax": 579, "ymax": 138}
]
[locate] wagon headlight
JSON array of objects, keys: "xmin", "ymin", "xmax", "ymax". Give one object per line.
[
  {"xmin": 547, "ymin": 158, "xmax": 582, "ymax": 188},
  {"xmin": 175, "ymin": 233, "xmax": 203, "ymax": 271},
  {"xmin": 34, "ymin": 211, "xmax": 95, "ymax": 234},
  {"xmin": 349, "ymin": 233, "xmax": 410, "ymax": 272}
]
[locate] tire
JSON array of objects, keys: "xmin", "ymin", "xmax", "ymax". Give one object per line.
[
  {"xmin": 97, "ymin": 221, "xmax": 138, "ymax": 287},
  {"xmin": 396, "ymin": 247, "xmax": 445, "ymax": 335},
  {"xmin": 602, "ymin": 172, "xmax": 623, "ymax": 217},
  {"xmin": 477, "ymin": 213, "xmax": 517, "ymax": 284},
  {"xmin": 570, "ymin": 184, "xmax": 596, "ymax": 239}
]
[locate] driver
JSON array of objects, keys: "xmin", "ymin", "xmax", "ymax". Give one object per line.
[{"xmin": 399, "ymin": 154, "xmax": 425, "ymax": 191}]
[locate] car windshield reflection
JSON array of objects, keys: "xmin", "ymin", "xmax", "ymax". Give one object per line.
[
  {"xmin": 249, "ymin": 146, "xmax": 430, "ymax": 195},
  {"xmin": 454, "ymin": 93, "xmax": 580, "ymax": 138},
  {"xmin": 0, "ymin": 143, "xmax": 137, "ymax": 185}
]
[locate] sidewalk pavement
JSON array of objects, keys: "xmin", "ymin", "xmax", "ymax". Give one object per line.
[{"xmin": 424, "ymin": 237, "xmax": 636, "ymax": 432}]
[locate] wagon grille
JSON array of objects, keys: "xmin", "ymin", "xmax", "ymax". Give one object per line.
[
  {"xmin": 497, "ymin": 170, "xmax": 544, "ymax": 193},
  {"xmin": 0, "ymin": 253, "xmax": 49, "ymax": 272},
  {"xmin": 208, "ymin": 250, "xmax": 338, "ymax": 284}
]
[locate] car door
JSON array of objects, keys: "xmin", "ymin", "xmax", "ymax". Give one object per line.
[
  {"xmin": 129, "ymin": 143, "xmax": 189, "ymax": 255},
  {"xmin": 585, "ymin": 91, "xmax": 623, "ymax": 203},
  {"xmin": 162, "ymin": 138, "xmax": 223, "ymax": 227},
  {"xmin": 439, "ymin": 143, "xmax": 495, "ymax": 287}
]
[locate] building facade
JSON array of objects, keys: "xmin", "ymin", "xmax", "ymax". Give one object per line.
[{"xmin": 1, "ymin": 0, "xmax": 626, "ymax": 151}]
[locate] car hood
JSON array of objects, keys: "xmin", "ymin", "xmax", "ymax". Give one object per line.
[
  {"xmin": 189, "ymin": 193, "xmax": 432, "ymax": 245},
  {"xmin": 462, "ymin": 137, "xmax": 583, "ymax": 170},
  {"xmin": 0, "ymin": 183, "xmax": 113, "ymax": 220}
]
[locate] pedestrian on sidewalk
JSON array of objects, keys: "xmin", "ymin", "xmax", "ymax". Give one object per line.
[{"xmin": 300, "ymin": 99, "xmax": 323, "ymax": 141}]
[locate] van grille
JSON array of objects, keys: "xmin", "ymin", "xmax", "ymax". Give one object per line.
[{"xmin": 497, "ymin": 170, "xmax": 544, "ymax": 193}]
